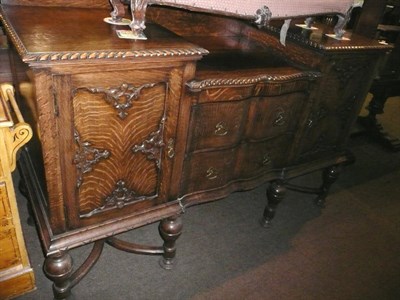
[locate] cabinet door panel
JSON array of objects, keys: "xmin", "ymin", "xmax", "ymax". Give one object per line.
[
  {"xmin": 56, "ymin": 68, "xmax": 180, "ymax": 227},
  {"xmin": 72, "ymin": 83, "xmax": 166, "ymax": 218}
]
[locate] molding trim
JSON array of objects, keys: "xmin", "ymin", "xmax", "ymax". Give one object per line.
[
  {"xmin": 0, "ymin": 7, "xmax": 208, "ymax": 63},
  {"xmin": 186, "ymin": 71, "xmax": 320, "ymax": 91}
]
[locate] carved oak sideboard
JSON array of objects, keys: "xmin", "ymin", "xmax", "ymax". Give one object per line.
[{"xmin": 0, "ymin": 3, "xmax": 390, "ymax": 299}]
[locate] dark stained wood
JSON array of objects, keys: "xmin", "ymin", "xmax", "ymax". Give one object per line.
[
  {"xmin": 0, "ymin": 4, "xmax": 392, "ymax": 299},
  {"xmin": 357, "ymin": 1, "xmax": 400, "ymax": 151},
  {"xmin": 352, "ymin": 0, "xmax": 387, "ymax": 39}
]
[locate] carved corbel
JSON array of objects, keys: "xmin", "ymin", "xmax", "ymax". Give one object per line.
[{"xmin": 0, "ymin": 84, "xmax": 33, "ymax": 172}]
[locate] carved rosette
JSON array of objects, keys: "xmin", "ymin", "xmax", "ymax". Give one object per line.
[
  {"xmin": 131, "ymin": 116, "xmax": 166, "ymax": 169},
  {"xmin": 76, "ymin": 82, "xmax": 157, "ymax": 119},
  {"xmin": 73, "ymin": 130, "xmax": 110, "ymax": 188}
]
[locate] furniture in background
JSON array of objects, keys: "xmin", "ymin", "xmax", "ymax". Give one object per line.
[
  {"xmin": 0, "ymin": 83, "xmax": 35, "ymax": 299},
  {"xmin": 0, "ymin": 1, "xmax": 390, "ymax": 298},
  {"xmin": 356, "ymin": 0, "xmax": 400, "ymax": 151}
]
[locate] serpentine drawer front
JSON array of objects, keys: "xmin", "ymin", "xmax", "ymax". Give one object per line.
[{"xmin": 181, "ymin": 67, "xmax": 313, "ymax": 196}]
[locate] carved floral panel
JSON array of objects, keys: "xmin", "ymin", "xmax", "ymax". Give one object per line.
[{"xmin": 72, "ymin": 81, "xmax": 168, "ymax": 217}]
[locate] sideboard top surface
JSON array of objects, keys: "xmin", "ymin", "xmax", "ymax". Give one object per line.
[{"xmin": 0, "ymin": 5, "xmax": 208, "ymax": 63}]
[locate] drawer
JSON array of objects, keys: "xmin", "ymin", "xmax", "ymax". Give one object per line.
[
  {"xmin": 188, "ymin": 100, "xmax": 248, "ymax": 151},
  {"xmin": 181, "ymin": 148, "xmax": 237, "ymax": 194},
  {"xmin": 236, "ymin": 135, "xmax": 292, "ymax": 178},
  {"xmin": 246, "ymin": 92, "xmax": 307, "ymax": 140}
]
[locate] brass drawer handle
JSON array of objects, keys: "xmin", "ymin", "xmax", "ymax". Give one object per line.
[
  {"xmin": 214, "ymin": 121, "xmax": 228, "ymax": 136},
  {"xmin": 274, "ymin": 108, "xmax": 286, "ymax": 126},
  {"xmin": 262, "ymin": 153, "xmax": 271, "ymax": 166},
  {"xmin": 167, "ymin": 138, "xmax": 175, "ymax": 158},
  {"xmin": 206, "ymin": 167, "xmax": 218, "ymax": 180}
]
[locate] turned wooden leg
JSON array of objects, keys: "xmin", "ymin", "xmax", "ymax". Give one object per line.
[
  {"xmin": 314, "ymin": 165, "xmax": 340, "ymax": 208},
  {"xmin": 260, "ymin": 180, "xmax": 286, "ymax": 228},
  {"xmin": 158, "ymin": 215, "xmax": 183, "ymax": 270},
  {"xmin": 43, "ymin": 251, "xmax": 73, "ymax": 300}
]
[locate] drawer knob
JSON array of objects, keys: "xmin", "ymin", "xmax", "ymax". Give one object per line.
[
  {"xmin": 214, "ymin": 122, "xmax": 228, "ymax": 136},
  {"xmin": 206, "ymin": 167, "xmax": 218, "ymax": 180}
]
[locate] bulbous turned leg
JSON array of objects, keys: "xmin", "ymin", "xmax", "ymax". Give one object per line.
[
  {"xmin": 43, "ymin": 251, "xmax": 73, "ymax": 300},
  {"xmin": 159, "ymin": 215, "xmax": 183, "ymax": 270},
  {"xmin": 314, "ymin": 165, "xmax": 340, "ymax": 208},
  {"xmin": 260, "ymin": 180, "xmax": 286, "ymax": 228}
]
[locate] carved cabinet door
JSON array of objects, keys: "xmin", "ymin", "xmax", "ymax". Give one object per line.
[{"xmin": 54, "ymin": 66, "xmax": 182, "ymax": 228}]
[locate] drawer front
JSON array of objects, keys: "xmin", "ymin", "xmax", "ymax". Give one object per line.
[
  {"xmin": 246, "ymin": 92, "xmax": 306, "ymax": 140},
  {"xmin": 236, "ymin": 135, "xmax": 292, "ymax": 178},
  {"xmin": 181, "ymin": 148, "xmax": 237, "ymax": 194},
  {"xmin": 188, "ymin": 100, "xmax": 247, "ymax": 151}
]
